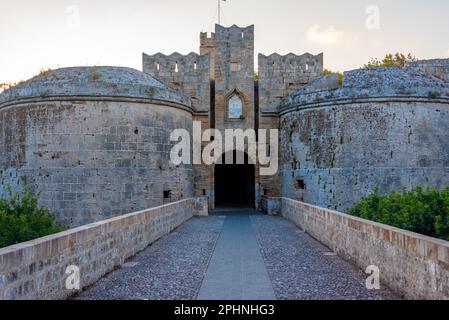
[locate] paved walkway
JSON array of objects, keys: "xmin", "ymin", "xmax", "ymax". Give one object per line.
[
  {"xmin": 76, "ymin": 210, "xmax": 397, "ymax": 300},
  {"xmin": 197, "ymin": 214, "xmax": 276, "ymax": 299}
]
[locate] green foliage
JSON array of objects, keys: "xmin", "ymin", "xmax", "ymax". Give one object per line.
[
  {"xmin": 428, "ymin": 91, "xmax": 441, "ymax": 99},
  {"xmin": 254, "ymin": 72, "xmax": 259, "ymax": 81},
  {"xmin": 239, "ymin": 114, "xmax": 246, "ymax": 120},
  {"xmin": 90, "ymin": 69, "xmax": 103, "ymax": 80},
  {"xmin": 349, "ymin": 186, "xmax": 449, "ymax": 240},
  {"xmin": 39, "ymin": 90, "xmax": 49, "ymax": 98},
  {"xmin": 0, "ymin": 185, "xmax": 64, "ymax": 248},
  {"xmin": 364, "ymin": 53, "xmax": 417, "ymax": 69},
  {"xmin": 322, "ymin": 69, "xmax": 343, "ymax": 85}
]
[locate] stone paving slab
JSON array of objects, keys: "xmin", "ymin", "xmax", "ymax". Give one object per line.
[{"xmin": 197, "ymin": 213, "xmax": 276, "ymax": 300}]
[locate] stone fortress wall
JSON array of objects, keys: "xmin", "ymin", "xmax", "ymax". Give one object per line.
[
  {"xmin": 279, "ymin": 66, "xmax": 449, "ymax": 212},
  {"xmin": 407, "ymin": 58, "xmax": 449, "ymax": 83},
  {"xmin": 142, "ymin": 52, "xmax": 211, "ymax": 112},
  {"xmin": 1, "ymin": 24, "xmax": 448, "ymax": 225},
  {"xmin": 257, "ymin": 52, "xmax": 324, "ymax": 201},
  {"xmin": 0, "ymin": 67, "xmax": 194, "ymax": 227},
  {"xmin": 258, "ymin": 52, "xmax": 323, "ymax": 113}
]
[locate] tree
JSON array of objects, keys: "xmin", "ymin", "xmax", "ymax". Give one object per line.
[{"xmin": 363, "ymin": 53, "xmax": 417, "ymax": 69}]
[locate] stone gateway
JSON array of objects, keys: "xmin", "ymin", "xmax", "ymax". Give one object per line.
[{"xmin": 1, "ymin": 24, "xmax": 448, "ymax": 227}]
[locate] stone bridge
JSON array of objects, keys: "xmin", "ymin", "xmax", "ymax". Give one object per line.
[{"xmin": 1, "ymin": 197, "xmax": 448, "ymax": 300}]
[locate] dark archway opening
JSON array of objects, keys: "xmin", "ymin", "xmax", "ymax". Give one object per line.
[{"xmin": 214, "ymin": 150, "xmax": 255, "ymax": 208}]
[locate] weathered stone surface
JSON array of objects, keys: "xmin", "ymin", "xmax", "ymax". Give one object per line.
[
  {"xmin": 407, "ymin": 58, "xmax": 449, "ymax": 83},
  {"xmin": 280, "ymin": 197, "xmax": 449, "ymax": 299},
  {"xmin": 0, "ymin": 67, "xmax": 194, "ymax": 227},
  {"xmin": 142, "ymin": 52, "xmax": 210, "ymax": 112},
  {"xmin": 0, "ymin": 66, "xmax": 191, "ymax": 107},
  {"xmin": 0, "ymin": 198, "xmax": 201, "ymax": 300},
  {"xmin": 281, "ymin": 67, "xmax": 449, "ymax": 110},
  {"xmin": 259, "ymin": 52, "xmax": 323, "ymax": 112},
  {"xmin": 251, "ymin": 214, "xmax": 397, "ymax": 300},
  {"xmin": 76, "ymin": 216, "xmax": 224, "ymax": 300},
  {"xmin": 280, "ymin": 67, "xmax": 449, "ymax": 212}
]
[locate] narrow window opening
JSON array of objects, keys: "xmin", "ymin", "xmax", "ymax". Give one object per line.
[
  {"xmin": 156, "ymin": 63, "xmax": 160, "ymax": 71},
  {"xmin": 306, "ymin": 63, "xmax": 309, "ymax": 71},
  {"xmin": 163, "ymin": 190, "xmax": 171, "ymax": 199},
  {"xmin": 194, "ymin": 62, "xmax": 197, "ymax": 70},
  {"xmin": 241, "ymin": 32, "xmax": 244, "ymax": 38},
  {"xmin": 175, "ymin": 62, "xmax": 179, "ymax": 73},
  {"xmin": 202, "ymin": 189, "xmax": 206, "ymax": 196},
  {"xmin": 228, "ymin": 94, "xmax": 243, "ymax": 119},
  {"xmin": 295, "ymin": 178, "xmax": 306, "ymax": 190}
]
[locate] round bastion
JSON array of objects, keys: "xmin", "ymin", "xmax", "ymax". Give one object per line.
[
  {"xmin": 0, "ymin": 66, "xmax": 194, "ymax": 227},
  {"xmin": 280, "ymin": 66, "xmax": 449, "ymax": 212}
]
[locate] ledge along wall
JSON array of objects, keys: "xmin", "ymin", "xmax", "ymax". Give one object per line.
[
  {"xmin": 0, "ymin": 197, "xmax": 208, "ymax": 300},
  {"xmin": 276, "ymin": 197, "xmax": 449, "ymax": 300}
]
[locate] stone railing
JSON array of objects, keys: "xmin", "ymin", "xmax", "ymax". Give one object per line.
[
  {"xmin": 260, "ymin": 196, "xmax": 281, "ymax": 216},
  {"xmin": 279, "ymin": 197, "xmax": 449, "ymax": 300},
  {"xmin": 0, "ymin": 196, "xmax": 208, "ymax": 300}
]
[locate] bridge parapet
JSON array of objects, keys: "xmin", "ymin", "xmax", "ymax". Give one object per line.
[
  {"xmin": 0, "ymin": 197, "xmax": 203, "ymax": 300},
  {"xmin": 278, "ymin": 197, "xmax": 449, "ymax": 299}
]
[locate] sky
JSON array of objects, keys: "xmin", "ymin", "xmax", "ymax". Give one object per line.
[{"xmin": 1, "ymin": 0, "xmax": 449, "ymax": 85}]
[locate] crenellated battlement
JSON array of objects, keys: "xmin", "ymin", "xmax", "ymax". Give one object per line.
[
  {"xmin": 259, "ymin": 52, "xmax": 323, "ymax": 74},
  {"xmin": 407, "ymin": 58, "xmax": 449, "ymax": 83},
  {"xmin": 258, "ymin": 52, "xmax": 323, "ymax": 112},
  {"xmin": 200, "ymin": 32, "xmax": 216, "ymax": 47},
  {"xmin": 143, "ymin": 52, "xmax": 209, "ymax": 75},
  {"xmin": 142, "ymin": 52, "xmax": 211, "ymax": 111},
  {"xmin": 214, "ymin": 24, "xmax": 254, "ymax": 44}
]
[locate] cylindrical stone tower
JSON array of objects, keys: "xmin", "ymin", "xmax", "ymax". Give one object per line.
[
  {"xmin": 0, "ymin": 67, "xmax": 193, "ymax": 227},
  {"xmin": 280, "ymin": 68, "xmax": 449, "ymax": 211}
]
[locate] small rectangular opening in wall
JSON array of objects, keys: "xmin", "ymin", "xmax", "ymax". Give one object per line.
[
  {"xmin": 163, "ymin": 190, "xmax": 171, "ymax": 199},
  {"xmin": 202, "ymin": 189, "xmax": 206, "ymax": 196},
  {"xmin": 230, "ymin": 62, "xmax": 240, "ymax": 72},
  {"xmin": 263, "ymin": 189, "xmax": 268, "ymax": 196},
  {"xmin": 295, "ymin": 178, "xmax": 306, "ymax": 190}
]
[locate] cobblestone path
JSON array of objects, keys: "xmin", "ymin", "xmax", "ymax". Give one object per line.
[{"xmin": 76, "ymin": 210, "xmax": 397, "ymax": 300}]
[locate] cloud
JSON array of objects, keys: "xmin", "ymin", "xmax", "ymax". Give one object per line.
[{"xmin": 306, "ymin": 24, "xmax": 345, "ymax": 46}]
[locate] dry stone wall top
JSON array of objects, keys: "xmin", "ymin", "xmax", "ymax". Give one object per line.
[
  {"xmin": 0, "ymin": 66, "xmax": 191, "ymax": 108},
  {"xmin": 281, "ymin": 64, "xmax": 449, "ymax": 111}
]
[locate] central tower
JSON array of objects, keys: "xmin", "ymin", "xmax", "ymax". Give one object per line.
[{"xmin": 201, "ymin": 24, "xmax": 255, "ymax": 131}]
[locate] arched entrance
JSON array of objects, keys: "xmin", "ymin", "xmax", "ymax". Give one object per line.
[{"xmin": 214, "ymin": 150, "xmax": 255, "ymax": 208}]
